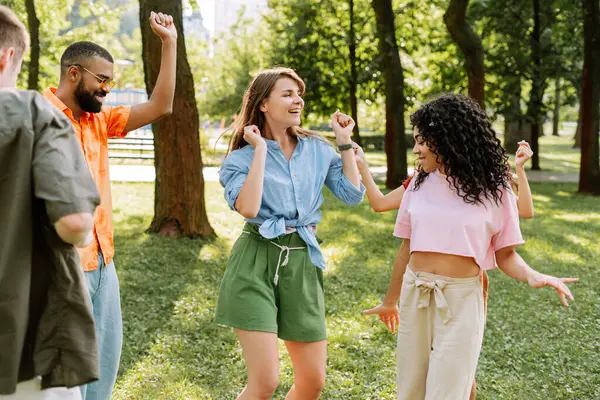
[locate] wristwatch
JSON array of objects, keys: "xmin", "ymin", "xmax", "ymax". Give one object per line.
[{"xmin": 337, "ymin": 143, "xmax": 353, "ymax": 152}]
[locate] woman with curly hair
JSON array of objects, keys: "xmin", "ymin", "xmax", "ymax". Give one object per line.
[
  {"xmin": 363, "ymin": 94, "xmax": 577, "ymax": 399},
  {"xmin": 353, "ymin": 140, "xmax": 535, "ymax": 218},
  {"xmin": 216, "ymin": 67, "xmax": 364, "ymax": 399}
]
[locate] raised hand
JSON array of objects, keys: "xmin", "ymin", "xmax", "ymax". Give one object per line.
[
  {"xmin": 515, "ymin": 141, "xmax": 533, "ymax": 168},
  {"xmin": 331, "ymin": 110, "xmax": 355, "ymax": 141},
  {"xmin": 527, "ymin": 272, "xmax": 579, "ymax": 307},
  {"xmin": 243, "ymin": 125, "xmax": 266, "ymax": 149},
  {"xmin": 353, "ymin": 143, "xmax": 367, "ymax": 167},
  {"xmin": 363, "ymin": 302, "xmax": 400, "ymax": 334},
  {"xmin": 149, "ymin": 11, "xmax": 177, "ymax": 42}
]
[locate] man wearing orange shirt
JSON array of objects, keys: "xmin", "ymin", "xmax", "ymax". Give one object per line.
[{"xmin": 44, "ymin": 11, "xmax": 177, "ymax": 400}]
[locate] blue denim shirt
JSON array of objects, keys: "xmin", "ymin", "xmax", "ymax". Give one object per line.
[{"xmin": 219, "ymin": 136, "xmax": 365, "ymax": 269}]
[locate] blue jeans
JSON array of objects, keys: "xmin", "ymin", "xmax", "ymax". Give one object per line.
[{"xmin": 80, "ymin": 253, "xmax": 123, "ymax": 400}]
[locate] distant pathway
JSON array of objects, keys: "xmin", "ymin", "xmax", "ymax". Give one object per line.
[{"xmin": 109, "ymin": 164, "xmax": 578, "ymax": 184}]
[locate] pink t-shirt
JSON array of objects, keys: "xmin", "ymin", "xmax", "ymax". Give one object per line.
[{"xmin": 394, "ymin": 169, "xmax": 524, "ymax": 271}]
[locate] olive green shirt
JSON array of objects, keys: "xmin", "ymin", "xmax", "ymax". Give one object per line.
[{"xmin": 0, "ymin": 89, "xmax": 101, "ymax": 394}]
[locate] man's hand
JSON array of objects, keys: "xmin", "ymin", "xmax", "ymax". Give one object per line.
[{"xmin": 149, "ymin": 11, "xmax": 177, "ymax": 42}]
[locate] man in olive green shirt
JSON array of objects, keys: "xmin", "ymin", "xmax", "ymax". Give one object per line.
[{"xmin": 0, "ymin": 6, "xmax": 101, "ymax": 398}]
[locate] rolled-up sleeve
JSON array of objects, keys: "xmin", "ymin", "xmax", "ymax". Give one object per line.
[
  {"xmin": 219, "ymin": 152, "xmax": 249, "ymax": 211},
  {"xmin": 31, "ymin": 95, "xmax": 100, "ymax": 223},
  {"xmin": 324, "ymin": 148, "xmax": 365, "ymax": 205}
]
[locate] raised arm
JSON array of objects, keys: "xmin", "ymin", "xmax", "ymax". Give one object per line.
[
  {"xmin": 331, "ymin": 111, "xmax": 361, "ymax": 189},
  {"xmin": 233, "ymin": 126, "xmax": 267, "ymax": 219},
  {"xmin": 515, "ymin": 141, "xmax": 534, "ymax": 219},
  {"xmin": 354, "ymin": 143, "xmax": 405, "ymax": 212},
  {"xmin": 124, "ymin": 11, "xmax": 177, "ymax": 132}
]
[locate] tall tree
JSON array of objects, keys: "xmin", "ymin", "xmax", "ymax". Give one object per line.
[
  {"xmin": 552, "ymin": 78, "xmax": 561, "ymax": 136},
  {"xmin": 267, "ymin": 0, "xmax": 380, "ymax": 145},
  {"xmin": 372, "ymin": 0, "xmax": 407, "ymax": 188},
  {"xmin": 526, "ymin": 0, "xmax": 544, "ymax": 170},
  {"xmin": 348, "ymin": 0, "xmax": 360, "ymax": 143},
  {"xmin": 578, "ymin": 0, "xmax": 600, "ymax": 194},
  {"xmin": 24, "ymin": 0, "xmax": 39, "ymax": 91},
  {"xmin": 139, "ymin": 0, "xmax": 215, "ymax": 237},
  {"xmin": 444, "ymin": 0, "xmax": 485, "ymax": 106}
]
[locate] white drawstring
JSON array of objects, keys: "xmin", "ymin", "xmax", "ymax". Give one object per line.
[
  {"xmin": 269, "ymin": 241, "xmax": 305, "ymax": 286},
  {"xmin": 241, "ymin": 230, "xmax": 305, "ymax": 286}
]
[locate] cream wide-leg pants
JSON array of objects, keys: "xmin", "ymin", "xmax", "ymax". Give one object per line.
[{"xmin": 396, "ymin": 267, "xmax": 485, "ymax": 400}]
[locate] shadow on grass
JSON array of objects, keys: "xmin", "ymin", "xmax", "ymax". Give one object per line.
[
  {"xmin": 314, "ymin": 187, "xmax": 599, "ymax": 399},
  {"xmin": 110, "ymin": 180, "xmax": 599, "ymax": 399},
  {"xmin": 113, "ymin": 212, "xmax": 228, "ymax": 379}
]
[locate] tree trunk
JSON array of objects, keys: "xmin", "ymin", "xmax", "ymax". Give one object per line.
[
  {"xmin": 552, "ymin": 78, "xmax": 561, "ymax": 136},
  {"xmin": 444, "ymin": 0, "xmax": 485, "ymax": 106},
  {"xmin": 25, "ymin": 0, "xmax": 39, "ymax": 91},
  {"xmin": 348, "ymin": 0, "xmax": 362, "ymax": 146},
  {"xmin": 579, "ymin": 0, "xmax": 600, "ymax": 194},
  {"xmin": 573, "ymin": 102, "xmax": 582, "ymax": 148},
  {"xmin": 139, "ymin": 0, "xmax": 215, "ymax": 237},
  {"xmin": 372, "ymin": 0, "xmax": 407, "ymax": 189},
  {"xmin": 503, "ymin": 77, "xmax": 522, "ymax": 153},
  {"xmin": 526, "ymin": 0, "xmax": 545, "ymax": 170}
]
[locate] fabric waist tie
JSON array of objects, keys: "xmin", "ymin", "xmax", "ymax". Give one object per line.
[
  {"xmin": 415, "ymin": 279, "xmax": 451, "ymax": 324},
  {"xmin": 405, "ymin": 266, "xmax": 481, "ymax": 325},
  {"xmin": 241, "ymin": 230, "xmax": 306, "ymax": 286}
]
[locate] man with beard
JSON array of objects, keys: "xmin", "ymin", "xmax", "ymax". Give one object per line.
[{"xmin": 43, "ymin": 11, "xmax": 176, "ymax": 400}]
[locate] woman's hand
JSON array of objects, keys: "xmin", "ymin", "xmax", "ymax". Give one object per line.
[
  {"xmin": 353, "ymin": 143, "xmax": 367, "ymax": 168},
  {"xmin": 331, "ymin": 110, "xmax": 355, "ymax": 143},
  {"xmin": 515, "ymin": 141, "xmax": 533, "ymax": 168},
  {"xmin": 243, "ymin": 125, "xmax": 266, "ymax": 149},
  {"xmin": 527, "ymin": 272, "xmax": 579, "ymax": 307},
  {"xmin": 363, "ymin": 302, "xmax": 399, "ymax": 333}
]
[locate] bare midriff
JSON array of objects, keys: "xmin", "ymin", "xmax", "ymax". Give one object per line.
[{"xmin": 409, "ymin": 251, "xmax": 480, "ymax": 278}]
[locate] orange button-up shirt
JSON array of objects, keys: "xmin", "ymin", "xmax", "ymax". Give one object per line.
[{"xmin": 44, "ymin": 87, "xmax": 131, "ymax": 271}]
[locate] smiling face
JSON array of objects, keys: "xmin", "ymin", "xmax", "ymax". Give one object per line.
[
  {"xmin": 413, "ymin": 127, "xmax": 442, "ymax": 173},
  {"xmin": 259, "ymin": 77, "xmax": 304, "ymax": 129},
  {"xmin": 72, "ymin": 56, "xmax": 114, "ymax": 113}
]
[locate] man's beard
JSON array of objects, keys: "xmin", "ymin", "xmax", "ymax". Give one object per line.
[{"xmin": 74, "ymin": 80, "xmax": 105, "ymax": 113}]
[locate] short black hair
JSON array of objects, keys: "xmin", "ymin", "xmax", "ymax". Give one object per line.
[
  {"xmin": 0, "ymin": 6, "xmax": 29, "ymax": 59},
  {"xmin": 60, "ymin": 41, "xmax": 113, "ymax": 74}
]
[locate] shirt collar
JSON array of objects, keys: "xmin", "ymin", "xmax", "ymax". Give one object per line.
[
  {"xmin": 264, "ymin": 134, "xmax": 305, "ymax": 150},
  {"xmin": 44, "ymin": 87, "xmax": 92, "ymax": 121}
]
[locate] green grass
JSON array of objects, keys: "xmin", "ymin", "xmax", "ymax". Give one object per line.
[{"xmin": 110, "ymin": 180, "xmax": 599, "ymax": 399}]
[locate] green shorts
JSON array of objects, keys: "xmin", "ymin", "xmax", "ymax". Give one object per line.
[{"xmin": 215, "ymin": 223, "xmax": 326, "ymax": 342}]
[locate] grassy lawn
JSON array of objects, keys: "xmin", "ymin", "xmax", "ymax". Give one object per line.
[{"xmin": 111, "ymin": 180, "xmax": 599, "ymax": 399}]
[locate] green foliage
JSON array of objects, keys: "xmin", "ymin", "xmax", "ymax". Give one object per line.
[
  {"xmin": 266, "ymin": 0, "xmax": 381, "ymax": 117},
  {"xmin": 471, "ymin": 0, "xmax": 583, "ymax": 118},
  {"xmin": 196, "ymin": 12, "xmax": 271, "ymax": 120},
  {"xmin": 6, "ymin": 0, "xmax": 127, "ymax": 90}
]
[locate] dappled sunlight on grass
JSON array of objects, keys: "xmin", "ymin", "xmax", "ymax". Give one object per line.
[{"xmin": 110, "ymin": 180, "xmax": 599, "ymax": 399}]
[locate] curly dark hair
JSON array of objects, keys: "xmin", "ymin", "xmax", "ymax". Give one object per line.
[{"xmin": 410, "ymin": 93, "xmax": 510, "ymax": 205}]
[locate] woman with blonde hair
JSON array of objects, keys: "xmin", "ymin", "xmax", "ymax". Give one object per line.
[{"xmin": 216, "ymin": 67, "xmax": 365, "ymax": 399}]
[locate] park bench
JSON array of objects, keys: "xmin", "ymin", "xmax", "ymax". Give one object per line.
[{"xmin": 108, "ymin": 136, "xmax": 155, "ymax": 159}]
